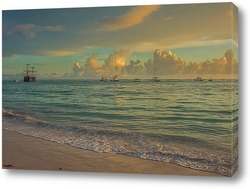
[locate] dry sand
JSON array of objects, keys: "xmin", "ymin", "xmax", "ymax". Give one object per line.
[{"xmin": 2, "ymin": 130, "xmax": 220, "ymax": 176}]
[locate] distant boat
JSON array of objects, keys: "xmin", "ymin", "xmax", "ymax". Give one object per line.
[
  {"xmin": 24, "ymin": 64, "xmax": 36, "ymax": 82},
  {"xmin": 208, "ymin": 78, "xmax": 213, "ymax": 81},
  {"xmin": 133, "ymin": 78, "xmax": 141, "ymax": 82},
  {"xmin": 111, "ymin": 75, "xmax": 119, "ymax": 82},
  {"xmin": 194, "ymin": 77, "xmax": 204, "ymax": 81},
  {"xmin": 100, "ymin": 76, "xmax": 109, "ymax": 82},
  {"xmin": 100, "ymin": 75, "xmax": 119, "ymax": 82},
  {"xmin": 152, "ymin": 76, "xmax": 160, "ymax": 82},
  {"xmin": 153, "ymin": 77, "xmax": 161, "ymax": 82}
]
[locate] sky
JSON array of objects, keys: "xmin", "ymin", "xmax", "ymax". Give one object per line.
[{"xmin": 2, "ymin": 2, "xmax": 238, "ymax": 79}]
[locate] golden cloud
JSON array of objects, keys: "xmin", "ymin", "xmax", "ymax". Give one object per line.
[
  {"xmin": 100, "ymin": 5, "xmax": 160, "ymax": 31},
  {"xmin": 40, "ymin": 50, "xmax": 77, "ymax": 56}
]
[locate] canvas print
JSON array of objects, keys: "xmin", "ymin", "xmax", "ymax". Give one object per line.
[{"xmin": 2, "ymin": 2, "xmax": 238, "ymax": 177}]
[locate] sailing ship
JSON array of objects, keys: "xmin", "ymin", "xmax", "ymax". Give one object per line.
[
  {"xmin": 194, "ymin": 77, "xmax": 204, "ymax": 81},
  {"xmin": 24, "ymin": 64, "xmax": 37, "ymax": 82}
]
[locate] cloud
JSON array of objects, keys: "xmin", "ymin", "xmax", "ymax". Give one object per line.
[
  {"xmin": 75, "ymin": 49, "xmax": 131, "ymax": 78},
  {"xmin": 85, "ymin": 55, "xmax": 101, "ymax": 70},
  {"xmin": 143, "ymin": 48, "xmax": 238, "ymax": 77},
  {"xmin": 104, "ymin": 49, "xmax": 131, "ymax": 71},
  {"xmin": 84, "ymin": 55, "xmax": 102, "ymax": 77},
  {"xmin": 224, "ymin": 48, "xmax": 238, "ymax": 74},
  {"xmin": 170, "ymin": 39, "xmax": 235, "ymax": 49},
  {"xmin": 183, "ymin": 62, "xmax": 200, "ymax": 75},
  {"xmin": 71, "ymin": 62, "xmax": 84, "ymax": 77},
  {"xmin": 39, "ymin": 50, "xmax": 77, "ymax": 56},
  {"xmin": 126, "ymin": 59, "xmax": 144, "ymax": 75},
  {"xmin": 184, "ymin": 48, "xmax": 238, "ymax": 75},
  {"xmin": 164, "ymin": 16, "xmax": 174, "ymax": 21},
  {"xmin": 195, "ymin": 58, "xmax": 226, "ymax": 75},
  {"xmin": 100, "ymin": 5, "xmax": 160, "ymax": 31},
  {"xmin": 4, "ymin": 24, "xmax": 64, "ymax": 39},
  {"xmin": 144, "ymin": 59, "xmax": 154, "ymax": 75},
  {"xmin": 63, "ymin": 48, "xmax": 238, "ymax": 79},
  {"xmin": 153, "ymin": 49, "xmax": 185, "ymax": 75}
]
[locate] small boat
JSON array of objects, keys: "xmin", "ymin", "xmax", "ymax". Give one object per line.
[
  {"xmin": 194, "ymin": 77, "xmax": 204, "ymax": 81},
  {"xmin": 133, "ymin": 79, "xmax": 141, "ymax": 82},
  {"xmin": 111, "ymin": 75, "xmax": 119, "ymax": 82},
  {"xmin": 100, "ymin": 76, "xmax": 109, "ymax": 82},
  {"xmin": 152, "ymin": 76, "xmax": 160, "ymax": 82},
  {"xmin": 208, "ymin": 78, "xmax": 212, "ymax": 81}
]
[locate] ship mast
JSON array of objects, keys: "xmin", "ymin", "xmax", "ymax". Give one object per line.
[
  {"xmin": 25, "ymin": 64, "xmax": 30, "ymax": 75},
  {"xmin": 152, "ymin": 60, "xmax": 160, "ymax": 81},
  {"xmin": 31, "ymin": 66, "xmax": 37, "ymax": 77},
  {"xmin": 154, "ymin": 60, "xmax": 156, "ymax": 78}
]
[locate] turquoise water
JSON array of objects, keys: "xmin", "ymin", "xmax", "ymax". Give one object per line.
[{"xmin": 2, "ymin": 79, "xmax": 238, "ymax": 176}]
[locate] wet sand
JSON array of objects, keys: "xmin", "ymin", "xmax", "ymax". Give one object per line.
[{"xmin": 2, "ymin": 130, "xmax": 220, "ymax": 176}]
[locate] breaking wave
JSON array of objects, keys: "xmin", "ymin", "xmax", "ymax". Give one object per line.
[{"xmin": 3, "ymin": 108, "xmax": 237, "ymax": 176}]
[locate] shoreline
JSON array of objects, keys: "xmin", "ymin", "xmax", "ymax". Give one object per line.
[{"xmin": 2, "ymin": 130, "xmax": 220, "ymax": 176}]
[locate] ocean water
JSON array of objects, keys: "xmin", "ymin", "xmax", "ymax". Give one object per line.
[{"xmin": 2, "ymin": 79, "xmax": 238, "ymax": 176}]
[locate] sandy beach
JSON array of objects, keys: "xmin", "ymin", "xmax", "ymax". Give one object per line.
[{"xmin": 2, "ymin": 130, "xmax": 220, "ymax": 176}]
